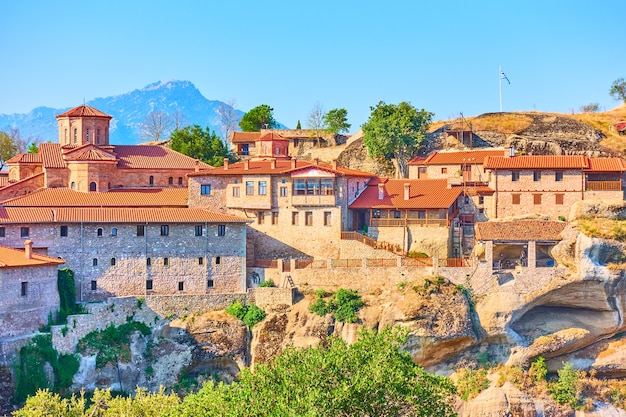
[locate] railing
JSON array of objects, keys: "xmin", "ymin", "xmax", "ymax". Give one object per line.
[
  {"xmin": 402, "ymin": 257, "xmax": 433, "ymax": 267},
  {"xmin": 295, "ymin": 259, "xmax": 328, "ymax": 269},
  {"xmin": 341, "ymin": 231, "xmax": 377, "ymax": 248},
  {"xmin": 247, "ymin": 256, "xmax": 473, "ymax": 270},
  {"xmin": 370, "ymin": 218, "xmax": 447, "ymax": 227},
  {"xmin": 366, "ymin": 258, "xmax": 399, "ymax": 267},
  {"xmin": 586, "ymin": 180, "xmax": 622, "ymax": 191},
  {"xmin": 247, "ymin": 259, "xmax": 278, "ymax": 269},
  {"xmin": 440, "ymin": 258, "xmax": 472, "ymax": 267},
  {"xmin": 291, "ymin": 194, "xmax": 336, "ymax": 206},
  {"xmin": 331, "ymin": 259, "xmax": 362, "ymax": 268}
]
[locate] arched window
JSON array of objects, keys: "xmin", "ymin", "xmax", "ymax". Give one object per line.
[
  {"xmin": 74, "ymin": 128, "xmax": 77, "ymax": 144},
  {"xmin": 89, "ymin": 182, "xmax": 97, "ymax": 192},
  {"xmin": 86, "ymin": 129, "xmax": 90, "ymax": 142},
  {"xmin": 168, "ymin": 177, "xmax": 173, "ymax": 185},
  {"xmin": 92, "ymin": 258, "xmax": 98, "ymax": 266},
  {"xmin": 178, "ymin": 177, "xmax": 183, "ymax": 186},
  {"xmin": 111, "ymin": 227, "xmax": 117, "ymax": 237},
  {"xmin": 146, "ymin": 257, "xmax": 151, "ymax": 266},
  {"xmin": 110, "ymin": 258, "xmax": 116, "ymax": 266},
  {"xmin": 149, "ymin": 176, "xmax": 154, "ymax": 185},
  {"xmin": 71, "ymin": 182, "xmax": 76, "ymax": 190},
  {"xmin": 97, "ymin": 228, "xmax": 103, "ymax": 237}
]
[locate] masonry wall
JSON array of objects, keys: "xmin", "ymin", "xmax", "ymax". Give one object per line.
[{"xmin": 0, "ymin": 265, "xmax": 60, "ymax": 339}]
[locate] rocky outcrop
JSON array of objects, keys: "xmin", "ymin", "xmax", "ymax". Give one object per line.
[{"xmin": 457, "ymin": 382, "xmax": 540, "ymax": 417}]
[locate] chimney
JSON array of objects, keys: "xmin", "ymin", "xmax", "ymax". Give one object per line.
[
  {"xmin": 24, "ymin": 240, "xmax": 33, "ymax": 259},
  {"xmin": 194, "ymin": 160, "xmax": 200, "ymax": 172},
  {"xmin": 291, "ymin": 158, "xmax": 296, "ymax": 169},
  {"xmin": 244, "ymin": 160, "xmax": 249, "ymax": 170},
  {"xmin": 332, "ymin": 159, "xmax": 338, "ymax": 170},
  {"xmin": 271, "ymin": 159, "xmax": 276, "ymax": 169},
  {"xmin": 314, "ymin": 158, "xmax": 319, "ymax": 165},
  {"xmin": 223, "ymin": 158, "xmax": 229, "ymax": 170},
  {"xmin": 505, "ymin": 147, "xmax": 515, "ymax": 158},
  {"xmin": 404, "ymin": 183, "xmax": 410, "ymax": 200},
  {"xmin": 378, "ymin": 183, "xmax": 384, "ymax": 200}
]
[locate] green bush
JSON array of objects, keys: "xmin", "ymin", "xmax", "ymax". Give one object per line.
[
  {"xmin": 259, "ymin": 279, "xmax": 275, "ymax": 288},
  {"xmin": 77, "ymin": 321, "xmax": 151, "ymax": 369},
  {"xmin": 456, "ymin": 367, "xmax": 490, "ymax": 401},
  {"xmin": 309, "ymin": 289, "xmax": 364, "ymax": 323},
  {"xmin": 315, "ymin": 289, "xmax": 327, "ymax": 298},
  {"xmin": 309, "ymin": 298, "xmax": 329, "ymax": 316},
  {"xmin": 530, "ymin": 356, "xmax": 548, "ymax": 382},
  {"xmin": 549, "ymin": 362, "xmax": 581, "ymax": 408},
  {"xmin": 225, "ymin": 301, "xmax": 266, "ymax": 328}
]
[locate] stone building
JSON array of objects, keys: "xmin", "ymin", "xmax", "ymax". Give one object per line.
[
  {"xmin": 1, "ymin": 104, "xmax": 212, "ymax": 200},
  {"xmin": 188, "ymin": 158, "xmax": 375, "ymax": 259},
  {"xmin": 0, "ymin": 240, "xmax": 65, "ymax": 339}
]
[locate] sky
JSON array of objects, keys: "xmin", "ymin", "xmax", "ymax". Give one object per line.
[{"xmin": 1, "ymin": 0, "xmax": 624, "ymax": 133}]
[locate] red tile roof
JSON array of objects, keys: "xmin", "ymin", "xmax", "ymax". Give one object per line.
[
  {"xmin": 464, "ymin": 186, "xmax": 495, "ymax": 196},
  {"xmin": 40, "ymin": 143, "xmax": 67, "ymax": 168},
  {"xmin": 476, "ymin": 220, "xmax": 566, "ymax": 241},
  {"xmin": 191, "ymin": 159, "xmax": 375, "ymax": 178},
  {"xmin": 2, "ymin": 188, "xmax": 189, "ymax": 207},
  {"xmin": 410, "ymin": 149, "xmax": 505, "ymax": 165},
  {"xmin": 6, "ymin": 153, "xmax": 42, "ymax": 164},
  {"xmin": 483, "ymin": 155, "xmax": 589, "ymax": 170},
  {"xmin": 258, "ymin": 132, "xmax": 289, "ymax": 142},
  {"xmin": 349, "ymin": 178, "xmax": 462, "ymax": 209},
  {"xmin": 0, "ymin": 244, "xmax": 66, "ymax": 268},
  {"xmin": 56, "ymin": 105, "xmax": 112, "ymax": 119},
  {"xmin": 230, "ymin": 132, "xmax": 261, "ymax": 144},
  {"xmin": 614, "ymin": 122, "xmax": 626, "ymax": 132},
  {"xmin": 63, "ymin": 145, "xmax": 117, "ymax": 162},
  {"xmin": 0, "ymin": 207, "xmax": 248, "ymax": 224},
  {"xmin": 584, "ymin": 158, "xmax": 626, "ymax": 172}
]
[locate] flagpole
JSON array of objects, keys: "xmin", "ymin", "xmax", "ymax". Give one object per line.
[{"xmin": 499, "ymin": 66, "xmax": 502, "ymax": 112}]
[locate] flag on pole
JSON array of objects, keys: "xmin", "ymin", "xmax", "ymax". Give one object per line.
[{"xmin": 500, "ymin": 69, "xmax": 510, "ymax": 84}]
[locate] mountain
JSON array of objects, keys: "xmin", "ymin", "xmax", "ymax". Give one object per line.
[{"xmin": 0, "ymin": 80, "xmax": 250, "ymax": 145}]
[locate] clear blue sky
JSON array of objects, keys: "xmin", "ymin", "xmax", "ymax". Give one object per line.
[{"xmin": 1, "ymin": 0, "xmax": 624, "ymax": 133}]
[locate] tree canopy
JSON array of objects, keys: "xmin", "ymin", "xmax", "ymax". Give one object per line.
[
  {"xmin": 362, "ymin": 101, "xmax": 433, "ymax": 178},
  {"xmin": 170, "ymin": 125, "xmax": 232, "ymax": 166},
  {"xmin": 610, "ymin": 77, "xmax": 626, "ymax": 103},
  {"xmin": 239, "ymin": 104, "xmax": 278, "ymax": 132},
  {"xmin": 323, "ymin": 108, "xmax": 351, "ymax": 135},
  {"xmin": 0, "ymin": 131, "xmax": 19, "ymax": 169}
]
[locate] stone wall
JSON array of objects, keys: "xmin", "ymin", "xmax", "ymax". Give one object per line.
[{"xmin": 248, "ymin": 287, "xmax": 295, "ymax": 310}]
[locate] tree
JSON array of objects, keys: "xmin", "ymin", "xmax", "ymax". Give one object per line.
[
  {"xmin": 323, "ymin": 108, "xmax": 351, "ymax": 135},
  {"xmin": 239, "ymin": 104, "xmax": 277, "ymax": 132},
  {"xmin": 296, "ymin": 120, "xmax": 301, "ymax": 130},
  {"xmin": 306, "ymin": 101, "xmax": 325, "ymax": 140},
  {"xmin": 362, "ymin": 101, "xmax": 433, "ymax": 178},
  {"xmin": 217, "ymin": 98, "xmax": 240, "ymax": 144},
  {"xmin": 610, "ymin": 77, "xmax": 626, "ymax": 103},
  {"xmin": 0, "ymin": 130, "xmax": 19, "ymax": 170},
  {"xmin": 170, "ymin": 327, "xmax": 456, "ymax": 417},
  {"xmin": 140, "ymin": 111, "xmax": 173, "ymax": 142},
  {"xmin": 170, "ymin": 125, "xmax": 231, "ymax": 166},
  {"xmin": 27, "ymin": 143, "xmax": 39, "ymax": 153},
  {"xmin": 579, "ymin": 102, "xmax": 600, "ymax": 113}
]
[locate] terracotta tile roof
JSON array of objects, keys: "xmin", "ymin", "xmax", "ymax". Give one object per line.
[
  {"xmin": 464, "ymin": 186, "xmax": 495, "ymax": 196},
  {"xmin": 0, "ymin": 177, "xmax": 8, "ymax": 187},
  {"xmin": 40, "ymin": 143, "xmax": 66, "ymax": 168},
  {"xmin": 190, "ymin": 159, "xmax": 375, "ymax": 178},
  {"xmin": 230, "ymin": 132, "xmax": 261, "ymax": 144},
  {"xmin": 258, "ymin": 132, "xmax": 289, "ymax": 142},
  {"xmin": 113, "ymin": 145, "xmax": 211, "ymax": 169},
  {"xmin": 56, "ymin": 105, "xmax": 112, "ymax": 119},
  {"xmin": 63, "ymin": 145, "xmax": 117, "ymax": 162},
  {"xmin": 410, "ymin": 149, "xmax": 505, "ymax": 165},
  {"xmin": 584, "ymin": 158, "xmax": 626, "ymax": 172},
  {"xmin": 0, "ymin": 244, "xmax": 66, "ymax": 268},
  {"xmin": 483, "ymin": 155, "xmax": 589, "ymax": 170},
  {"xmin": 0, "ymin": 207, "xmax": 248, "ymax": 224},
  {"xmin": 349, "ymin": 178, "xmax": 462, "ymax": 209},
  {"xmin": 6, "ymin": 153, "xmax": 42, "ymax": 164},
  {"xmin": 0, "ymin": 172, "xmax": 44, "ymax": 194},
  {"xmin": 475, "ymin": 220, "xmax": 566, "ymax": 241},
  {"xmin": 2, "ymin": 188, "xmax": 189, "ymax": 207},
  {"xmin": 614, "ymin": 122, "xmax": 626, "ymax": 132}
]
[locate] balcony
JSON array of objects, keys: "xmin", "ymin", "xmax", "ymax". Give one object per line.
[
  {"xmin": 291, "ymin": 193, "xmax": 336, "ymax": 207},
  {"xmin": 586, "ymin": 180, "xmax": 622, "ymax": 191}
]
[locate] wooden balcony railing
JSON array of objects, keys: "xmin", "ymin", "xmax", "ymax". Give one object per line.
[{"xmin": 586, "ymin": 180, "xmax": 622, "ymax": 191}]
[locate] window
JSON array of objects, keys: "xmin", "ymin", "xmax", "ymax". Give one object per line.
[
  {"xmin": 168, "ymin": 177, "xmax": 173, "ymax": 185},
  {"xmin": 478, "ymin": 196, "xmax": 484, "ymax": 205},
  {"xmin": 161, "ymin": 225, "xmax": 169, "ymax": 236},
  {"xmin": 441, "ymin": 167, "xmax": 447, "ymax": 174},
  {"xmin": 93, "ymin": 258, "xmax": 98, "ymax": 266},
  {"xmin": 512, "ymin": 194, "xmax": 521, "ymax": 204},
  {"xmin": 417, "ymin": 210, "xmax": 426, "ymax": 219},
  {"xmin": 195, "ymin": 225, "xmax": 203, "ymax": 236},
  {"xmin": 258, "ymin": 181, "xmax": 267, "ymax": 195},
  {"xmin": 246, "ymin": 181, "xmax": 254, "ymax": 195},
  {"xmin": 146, "ymin": 280, "xmax": 153, "ymax": 290},
  {"xmin": 178, "ymin": 177, "xmax": 183, "ymax": 186},
  {"xmin": 215, "ymin": 256, "xmax": 221, "ymax": 264},
  {"xmin": 74, "ymin": 128, "xmax": 77, "ymax": 143},
  {"xmin": 146, "ymin": 257, "xmax": 151, "ymax": 266},
  {"xmin": 97, "ymin": 228, "xmax": 103, "ymax": 237},
  {"xmin": 89, "ymin": 182, "xmax": 97, "ymax": 191},
  {"xmin": 533, "ymin": 194, "xmax": 542, "ymax": 204},
  {"xmin": 137, "ymin": 225, "xmax": 145, "ymax": 237},
  {"xmin": 110, "ymin": 258, "xmax": 116, "ymax": 266},
  {"xmin": 271, "ymin": 212, "xmax": 279, "ymax": 225},
  {"xmin": 393, "ymin": 210, "xmax": 401, "ymax": 219},
  {"xmin": 218, "ymin": 225, "xmax": 226, "ymax": 236},
  {"xmin": 321, "ymin": 178, "xmax": 334, "ymax": 195},
  {"xmin": 111, "ymin": 227, "xmax": 117, "ymax": 237},
  {"xmin": 65, "ymin": 129, "xmax": 68, "ymax": 143},
  {"xmin": 21, "ymin": 282, "xmax": 28, "ymax": 297},
  {"xmin": 324, "ymin": 211, "xmax": 332, "ymax": 226},
  {"xmin": 60, "ymin": 225, "xmax": 68, "ymax": 237},
  {"xmin": 208, "ymin": 279, "xmax": 214, "ymax": 288},
  {"xmin": 372, "ymin": 209, "xmax": 381, "ymax": 218},
  {"xmin": 511, "ymin": 172, "xmax": 519, "ymax": 182},
  {"xmin": 20, "ymin": 227, "xmax": 29, "ymax": 238},
  {"xmin": 96, "ymin": 129, "xmax": 101, "ymax": 144},
  {"xmin": 305, "ymin": 211, "xmax": 313, "ymax": 226},
  {"xmin": 71, "ymin": 181, "xmax": 76, "ymax": 190},
  {"xmin": 280, "ymin": 186, "xmax": 288, "ymax": 197},
  {"xmin": 149, "ymin": 176, "xmax": 154, "ymax": 185},
  {"xmin": 307, "ymin": 179, "xmax": 319, "ymax": 195},
  {"xmin": 294, "ymin": 179, "xmax": 306, "ymax": 195},
  {"xmin": 533, "ymin": 171, "xmax": 542, "ymax": 182},
  {"xmin": 258, "ymin": 212, "xmax": 265, "ymax": 225},
  {"xmin": 198, "ymin": 257, "xmax": 204, "ymax": 265},
  {"xmin": 164, "ymin": 257, "xmax": 169, "ymax": 266},
  {"xmin": 555, "ymin": 194, "xmax": 564, "ymax": 205},
  {"xmin": 292, "ymin": 211, "xmax": 299, "ymax": 225},
  {"xmin": 0, "ymin": 227, "xmax": 5, "ymax": 238},
  {"xmin": 86, "ymin": 129, "xmax": 90, "ymax": 142},
  {"xmin": 91, "ymin": 281, "xmax": 97, "ymax": 291},
  {"xmin": 178, "ymin": 282, "xmax": 184, "ymax": 291},
  {"xmin": 232, "ymin": 187, "xmax": 240, "ymax": 197},
  {"xmin": 555, "ymin": 171, "xmax": 563, "ymax": 182},
  {"xmin": 478, "ymin": 208, "xmax": 484, "ymax": 214},
  {"xmin": 201, "ymin": 184, "xmax": 211, "ymax": 195}
]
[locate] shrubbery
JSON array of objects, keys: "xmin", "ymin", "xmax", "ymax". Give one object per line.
[
  {"xmin": 76, "ymin": 321, "xmax": 151, "ymax": 369},
  {"xmin": 456, "ymin": 367, "xmax": 490, "ymax": 401},
  {"xmin": 225, "ymin": 301, "xmax": 266, "ymax": 328},
  {"xmin": 309, "ymin": 288, "xmax": 364, "ymax": 323}
]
